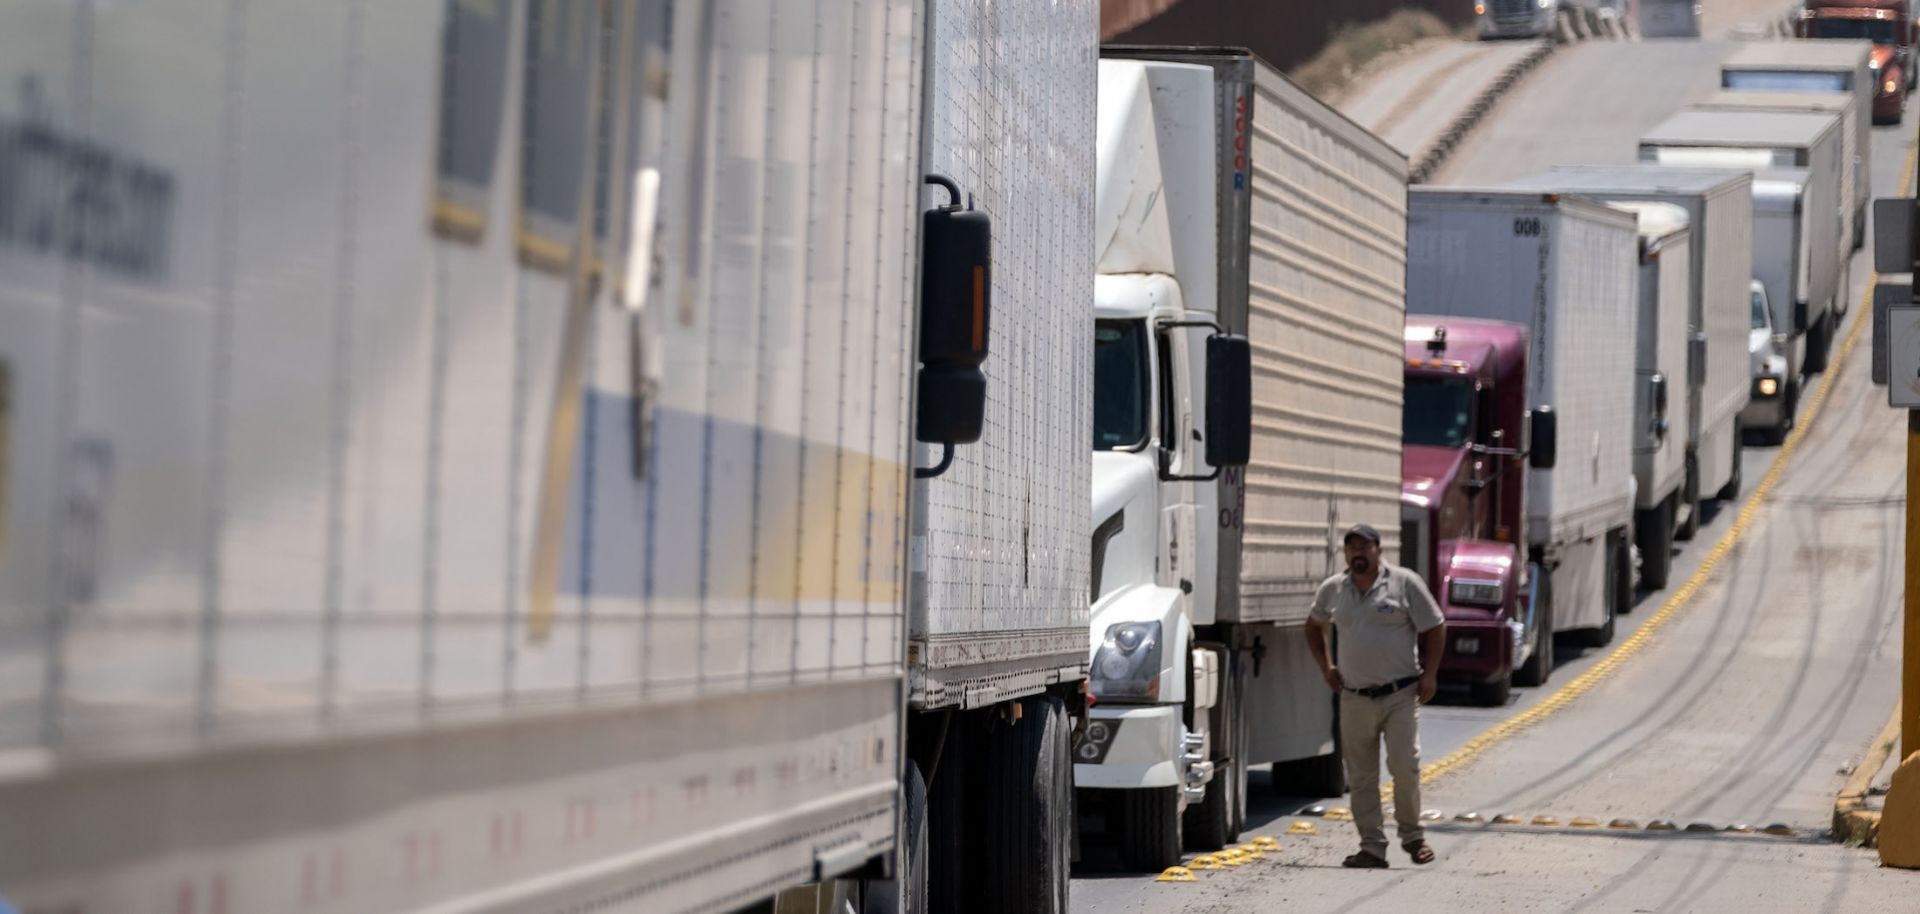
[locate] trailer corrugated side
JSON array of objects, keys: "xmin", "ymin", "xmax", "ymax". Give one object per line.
[
  {"xmin": 1692, "ymin": 89, "xmax": 1861, "ymax": 254},
  {"xmin": 910, "ymin": 0, "xmax": 1095, "ymax": 713},
  {"xmin": 1613, "ymin": 203, "xmax": 1693, "ymax": 514},
  {"xmin": 1720, "ymin": 40, "xmax": 1873, "ymax": 241},
  {"xmin": 1104, "ymin": 46, "xmax": 1408, "ymax": 628},
  {"xmin": 0, "ymin": 2, "xmax": 922, "ymax": 912},
  {"xmin": 1407, "ymin": 188, "xmax": 1639, "ymax": 634}
]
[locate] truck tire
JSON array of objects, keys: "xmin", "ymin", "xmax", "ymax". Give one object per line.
[
  {"xmin": 1804, "ymin": 314, "xmax": 1831, "ymax": 374},
  {"xmin": 1117, "ymin": 786, "xmax": 1183, "ymax": 872},
  {"xmin": 1675, "ymin": 453, "xmax": 1701, "ymax": 541},
  {"xmin": 1513, "ymin": 570, "xmax": 1553, "ymax": 688},
  {"xmin": 864, "ymin": 763, "xmax": 928, "ymax": 914},
  {"xmin": 1634, "ymin": 498, "xmax": 1674, "ymax": 592},
  {"xmin": 977, "ymin": 697, "xmax": 1070, "ymax": 913},
  {"xmin": 1760, "ymin": 383, "xmax": 1796, "ymax": 446},
  {"xmin": 926, "ymin": 715, "xmax": 976, "ymax": 914},
  {"xmin": 1574, "ymin": 534, "xmax": 1623, "ymax": 649},
  {"xmin": 1183, "ymin": 646, "xmax": 1244, "ymax": 851},
  {"xmin": 1716, "ymin": 422, "xmax": 1743, "ymax": 501}
]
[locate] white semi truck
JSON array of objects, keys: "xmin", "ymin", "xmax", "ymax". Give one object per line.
[
  {"xmin": 0, "ymin": 2, "xmax": 1095, "ymax": 913},
  {"xmin": 1408, "ymin": 189, "xmax": 1641, "ymax": 650},
  {"xmin": 1080, "ymin": 49, "xmax": 1408, "ymax": 871}
]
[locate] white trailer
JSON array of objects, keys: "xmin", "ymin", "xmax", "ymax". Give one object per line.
[
  {"xmin": 1693, "ymin": 89, "xmax": 1864, "ymax": 258},
  {"xmin": 1082, "ymin": 47, "xmax": 1406, "ymax": 870},
  {"xmin": 1615, "ymin": 204, "xmax": 1693, "ymax": 589},
  {"xmin": 1719, "ymin": 41, "xmax": 1875, "ymax": 247},
  {"xmin": 1639, "ymin": 109, "xmax": 1847, "ymax": 375},
  {"xmin": 1501, "ymin": 166, "xmax": 1755, "ymax": 583},
  {"xmin": 1408, "ymin": 189, "xmax": 1639, "ymax": 645},
  {"xmin": 1744, "ymin": 168, "xmax": 1818, "ymax": 444},
  {"xmin": 0, "ymin": 2, "xmax": 1095, "ymax": 913}
]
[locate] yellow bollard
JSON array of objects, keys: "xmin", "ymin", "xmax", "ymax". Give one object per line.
[{"xmin": 1879, "ymin": 752, "xmax": 1920, "ymax": 868}]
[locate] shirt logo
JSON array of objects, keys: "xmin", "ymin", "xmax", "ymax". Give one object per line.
[{"xmin": 1376, "ymin": 599, "xmax": 1396, "ymax": 614}]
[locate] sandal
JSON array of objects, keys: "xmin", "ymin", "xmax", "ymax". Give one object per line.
[
  {"xmin": 1342, "ymin": 850, "xmax": 1390, "ymax": 869},
  {"xmin": 1404, "ymin": 840, "xmax": 1436, "ymax": 865}
]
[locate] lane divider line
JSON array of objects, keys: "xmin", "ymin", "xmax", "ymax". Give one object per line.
[{"xmin": 1381, "ymin": 137, "xmax": 1920, "ymax": 800}]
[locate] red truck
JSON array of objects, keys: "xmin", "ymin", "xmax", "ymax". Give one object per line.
[
  {"xmin": 1798, "ymin": 0, "xmax": 1915, "ymax": 123},
  {"xmin": 1401, "ymin": 318, "xmax": 1558, "ymax": 706}
]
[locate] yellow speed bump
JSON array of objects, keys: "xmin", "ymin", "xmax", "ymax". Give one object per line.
[
  {"xmin": 1215, "ymin": 850, "xmax": 1245, "ymax": 867},
  {"xmin": 1287, "ymin": 820, "xmax": 1318, "ymax": 835},
  {"xmin": 1647, "ymin": 820, "xmax": 1678, "ymax": 832},
  {"xmin": 1685, "ymin": 822, "xmax": 1718, "ymax": 833},
  {"xmin": 1726, "ymin": 824, "xmax": 1755, "ymax": 834},
  {"xmin": 1492, "ymin": 814, "xmax": 1523, "ymax": 825},
  {"xmin": 1156, "ymin": 866, "xmax": 1197, "ymax": 883},
  {"xmin": 1763, "ymin": 824, "xmax": 1795, "ymax": 837},
  {"xmin": 1324, "ymin": 807, "xmax": 1354, "ymax": 821},
  {"xmin": 1189, "ymin": 855, "xmax": 1223, "ymax": 871},
  {"xmin": 1608, "ymin": 819, "xmax": 1639, "ymax": 830},
  {"xmin": 1454, "ymin": 811, "xmax": 1484, "ymax": 824},
  {"xmin": 1420, "ymin": 809, "xmax": 1445, "ymax": 821},
  {"xmin": 1252, "ymin": 836, "xmax": 1281, "ymax": 850},
  {"xmin": 1531, "ymin": 816, "xmax": 1561, "ymax": 827},
  {"xmin": 1235, "ymin": 843, "xmax": 1267, "ymax": 860},
  {"xmin": 1569, "ymin": 817, "xmax": 1599, "ymax": 828}
]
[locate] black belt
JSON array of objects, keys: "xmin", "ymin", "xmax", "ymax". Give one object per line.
[{"xmin": 1346, "ymin": 676, "xmax": 1420, "ymax": 699}]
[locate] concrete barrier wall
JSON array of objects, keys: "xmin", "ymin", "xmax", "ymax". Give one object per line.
[{"xmin": 1102, "ymin": 0, "xmax": 1473, "ymax": 70}]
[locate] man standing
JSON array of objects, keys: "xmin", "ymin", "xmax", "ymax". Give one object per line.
[{"xmin": 1305, "ymin": 524, "xmax": 1446, "ymax": 869}]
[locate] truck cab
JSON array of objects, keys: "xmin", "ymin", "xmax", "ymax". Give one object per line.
[
  {"xmin": 1402, "ymin": 319, "xmax": 1556, "ymax": 706},
  {"xmin": 1477, "ymin": 0, "xmax": 1561, "ymax": 39},
  {"xmin": 1797, "ymin": 0, "xmax": 1913, "ymax": 122}
]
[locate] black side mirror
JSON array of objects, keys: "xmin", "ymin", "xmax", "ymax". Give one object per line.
[
  {"xmin": 1530, "ymin": 406, "xmax": 1558, "ymax": 470},
  {"xmin": 1205, "ymin": 335, "xmax": 1252, "ymax": 468},
  {"xmin": 915, "ymin": 175, "xmax": 990, "ymax": 477}
]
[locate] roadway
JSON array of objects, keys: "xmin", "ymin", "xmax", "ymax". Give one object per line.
[{"xmin": 1072, "ymin": 26, "xmax": 1916, "ymax": 913}]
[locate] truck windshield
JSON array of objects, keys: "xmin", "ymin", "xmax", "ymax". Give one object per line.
[
  {"xmin": 1807, "ymin": 20, "xmax": 1897, "ymax": 43},
  {"xmin": 1403, "ymin": 376, "xmax": 1475, "ymax": 448},
  {"xmin": 1752, "ymin": 288, "xmax": 1770, "ymax": 330},
  {"xmin": 1723, "ymin": 70, "xmax": 1851, "ymax": 92},
  {"xmin": 1095, "ymin": 319, "xmax": 1150, "ymax": 449}
]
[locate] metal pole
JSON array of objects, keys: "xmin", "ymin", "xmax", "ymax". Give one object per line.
[{"xmin": 1909, "ymin": 411, "xmax": 1920, "ymax": 760}]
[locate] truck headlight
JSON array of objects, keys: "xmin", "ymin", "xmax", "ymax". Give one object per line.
[
  {"xmin": 1758, "ymin": 377, "xmax": 1779, "ymax": 397},
  {"xmin": 1536, "ymin": 0, "xmax": 1550, "ymax": 7},
  {"xmin": 1887, "ymin": 78, "xmax": 1900, "ymax": 95},
  {"xmin": 1091, "ymin": 621, "xmax": 1163, "ymax": 702},
  {"xmin": 1449, "ymin": 578, "xmax": 1504, "ymax": 607}
]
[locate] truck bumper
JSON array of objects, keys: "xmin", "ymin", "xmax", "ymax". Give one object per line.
[
  {"xmin": 1438, "ymin": 616, "xmax": 1515, "ymax": 684},
  {"xmin": 1740, "ymin": 375, "xmax": 1788, "ymax": 429},
  {"xmin": 1073, "ymin": 704, "xmax": 1182, "ymax": 789},
  {"xmin": 1478, "ymin": 13, "xmax": 1555, "ymax": 39}
]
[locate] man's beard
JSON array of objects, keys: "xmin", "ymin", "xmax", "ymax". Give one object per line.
[{"xmin": 1349, "ymin": 556, "xmax": 1371, "ymax": 574}]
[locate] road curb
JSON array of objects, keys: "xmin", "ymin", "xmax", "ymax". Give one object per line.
[
  {"xmin": 1834, "ymin": 700, "xmax": 1901, "ymax": 847},
  {"xmin": 1408, "ymin": 39, "xmax": 1557, "ymax": 184}
]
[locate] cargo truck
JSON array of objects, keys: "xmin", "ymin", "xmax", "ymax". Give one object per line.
[
  {"xmin": 0, "ymin": 2, "xmax": 1097, "ymax": 913},
  {"xmin": 1477, "ymin": 0, "xmax": 1563, "ymax": 39},
  {"xmin": 1720, "ymin": 42, "xmax": 1875, "ymax": 237},
  {"xmin": 1402, "ymin": 318, "xmax": 1559, "ymax": 705},
  {"xmin": 1408, "ymin": 189, "xmax": 1640, "ymax": 654},
  {"xmin": 1081, "ymin": 48, "xmax": 1407, "ymax": 870},
  {"xmin": 1744, "ymin": 169, "xmax": 1820, "ymax": 444},
  {"xmin": 1639, "ymin": 109, "xmax": 1848, "ymax": 375},
  {"xmin": 1795, "ymin": 0, "xmax": 1914, "ymax": 121},
  {"xmin": 1696, "ymin": 87, "xmax": 1867, "ymax": 254},
  {"xmin": 1640, "ymin": 0, "xmax": 1704, "ymax": 38},
  {"xmin": 1502, "ymin": 167, "xmax": 1755, "ymax": 582}
]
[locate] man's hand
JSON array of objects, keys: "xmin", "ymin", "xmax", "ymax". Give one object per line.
[
  {"xmin": 1321, "ymin": 665, "xmax": 1344, "ymax": 693},
  {"xmin": 1416, "ymin": 674, "xmax": 1438, "ymax": 705}
]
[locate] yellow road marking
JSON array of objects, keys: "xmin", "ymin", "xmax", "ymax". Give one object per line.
[{"xmin": 1380, "ymin": 137, "xmax": 1920, "ymax": 799}]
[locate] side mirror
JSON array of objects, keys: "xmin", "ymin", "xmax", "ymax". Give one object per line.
[
  {"xmin": 1530, "ymin": 406, "xmax": 1558, "ymax": 470},
  {"xmin": 1687, "ymin": 331, "xmax": 1708, "ymax": 388},
  {"xmin": 1204, "ymin": 335, "xmax": 1252, "ymax": 468},
  {"xmin": 914, "ymin": 175, "xmax": 991, "ymax": 476}
]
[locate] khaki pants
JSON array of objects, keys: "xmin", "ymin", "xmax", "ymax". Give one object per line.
[{"xmin": 1339, "ymin": 686, "xmax": 1423, "ymax": 855}]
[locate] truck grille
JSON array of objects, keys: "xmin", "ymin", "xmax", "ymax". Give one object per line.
[{"xmin": 1490, "ymin": 0, "xmax": 1539, "ymax": 23}]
